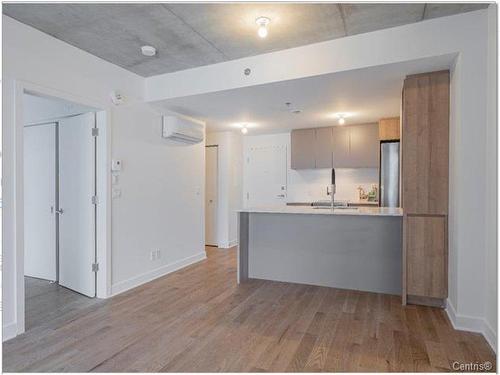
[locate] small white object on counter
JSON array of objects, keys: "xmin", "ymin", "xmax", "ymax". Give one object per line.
[{"xmin": 237, "ymin": 206, "xmax": 403, "ymax": 217}]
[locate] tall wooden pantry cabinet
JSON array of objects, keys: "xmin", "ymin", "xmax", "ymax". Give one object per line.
[{"xmin": 402, "ymin": 70, "xmax": 450, "ymax": 306}]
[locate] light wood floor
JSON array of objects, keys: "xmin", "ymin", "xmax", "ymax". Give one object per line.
[
  {"xmin": 24, "ymin": 276, "xmax": 99, "ymax": 331},
  {"xmin": 4, "ymin": 247, "xmax": 496, "ymax": 372}
]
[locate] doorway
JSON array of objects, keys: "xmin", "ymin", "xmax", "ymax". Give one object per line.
[
  {"xmin": 205, "ymin": 145, "xmax": 218, "ymax": 247},
  {"xmin": 23, "ymin": 93, "xmax": 100, "ymax": 331}
]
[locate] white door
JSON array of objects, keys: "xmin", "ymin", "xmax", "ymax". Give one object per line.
[
  {"xmin": 246, "ymin": 145, "xmax": 287, "ymax": 207},
  {"xmin": 58, "ymin": 113, "xmax": 96, "ymax": 297},
  {"xmin": 205, "ymin": 146, "xmax": 218, "ymax": 246},
  {"xmin": 24, "ymin": 123, "xmax": 57, "ymax": 281}
]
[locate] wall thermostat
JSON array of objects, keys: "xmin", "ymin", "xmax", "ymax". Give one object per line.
[{"xmin": 111, "ymin": 159, "xmax": 122, "ymax": 172}]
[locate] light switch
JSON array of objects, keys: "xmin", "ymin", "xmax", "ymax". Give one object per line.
[
  {"xmin": 112, "ymin": 175, "xmax": 119, "ymax": 185},
  {"xmin": 111, "ymin": 159, "xmax": 122, "ymax": 172},
  {"xmin": 112, "ymin": 188, "xmax": 121, "ymax": 199}
]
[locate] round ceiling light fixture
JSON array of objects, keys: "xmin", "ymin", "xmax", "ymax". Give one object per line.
[
  {"xmin": 335, "ymin": 113, "xmax": 350, "ymax": 125},
  {"xmin": 141, "ymin": 45, "xmax": 157, "ymax": 57},
  {"xmin": 256, "ymin": 17, "xmax": 270, "ymax": 38},
  {"xmin": 241, "ymin": 126, "xmax": 248, "ymax": 134}
]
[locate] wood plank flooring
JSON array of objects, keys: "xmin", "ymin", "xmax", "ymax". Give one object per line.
[
  {"xmin": 24, "ymin": 277, "xmax": 100, "ymax": 331},
  {"xmin": 4, "ymin": 247, "xmax": 496, "ymax": 372}
]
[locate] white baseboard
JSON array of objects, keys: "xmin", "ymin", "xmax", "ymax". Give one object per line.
[
  {"xmin": 446, "ymin": 299, "xmax": 497, "ymax": 352},
  {"xmin": 111, "ymin": 251, "xmax": 207, "ymax": 296},
  {"xmin": 3, "ymin": 322, "xmax": 18, "ymax": 342},
  {"xmin": 482, "ymin": 320, "xmax": 497, "ymax": 353},
  {"xmin": 218, "ymin": 240, "xmax": 238, "ymax": 249}
]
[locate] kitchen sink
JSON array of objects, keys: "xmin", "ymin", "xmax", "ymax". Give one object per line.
[{"xmin": 313, "ymin": 206, "xmax": 358, "ymax": 210}]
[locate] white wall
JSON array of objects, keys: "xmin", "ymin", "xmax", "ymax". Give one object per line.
[
  {"xmin": 243, "ymin": 132, "xmax": 378, "ymax": 205},
  {"xmin": 110, "ymin": 106, "xmax": 205, "ymax": 294},
  {"xmin": 3, "ymin": 15, "xmax": 205, "ymax": 340},
  {"xmin": 147, "ymin": 10, "xmax": 496, "ymax": 349},
  {"xmin": 206, "ymin": 131, "xmax": 243, "ymax": 248},
  {"xmin": 484, "ymin": 3, "xmax": 498, "ymax": 349}
]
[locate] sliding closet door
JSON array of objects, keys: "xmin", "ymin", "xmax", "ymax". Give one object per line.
[
  {"xmin": 24, "ymin": 123, "xmax": 57, "ymax": 281},
  {"xmin": 58, "ymin": 113, "xmax": 96, "ymax": 297}
]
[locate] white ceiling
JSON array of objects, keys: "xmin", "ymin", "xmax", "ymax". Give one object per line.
[{"xmin": 153, "ymin": 54, "xmax": 456, "ymax": 134}]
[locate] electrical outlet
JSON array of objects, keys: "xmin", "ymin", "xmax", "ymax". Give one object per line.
[{"xmin": 150, "ymin": 249, "xmax": 161, "ymax": 261}]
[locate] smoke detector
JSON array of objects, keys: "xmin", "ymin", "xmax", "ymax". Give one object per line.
[
  {"xmin": 286, "ymin": 102, "xmax": 302, "ymax": 114},
  {"xmin": 110, "ymin": 91, "xmax": 125, "ymax": 105},
  {"xmin": 141, "ymin": 45, "xmax": 157, "ymax": 57}
]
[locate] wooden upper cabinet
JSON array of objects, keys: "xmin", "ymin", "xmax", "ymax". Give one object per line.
[
  {"xmin": 291, "ymin": 129, "xmax": 315, "ymax": 169},
  {"xmin": 291, "ymin": 123, "xmax": 379, "ymax": 169},
  {"xmin": 347, "ymin": 124, "xmax": 379, "ymax": 168},
  {"xmin": 314, "ymin": 127, "xmax": 333, "ymax": 168},
  {"xmin": 379, "ymin": 117, "xmax": 400, "ymax": 140},
  {"xmin": 406, "ymin": 215, "xmax": 447, "ymax": 298},
  {"xmin": 402, "ymin": 71, "xmax": 449, "ymax": 215},
  {"xmin": 332, "ymin": 126, "xmax": 350, "ymax": 168}
]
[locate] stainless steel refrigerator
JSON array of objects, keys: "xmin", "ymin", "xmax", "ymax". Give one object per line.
[{"xmin": 379, "ymin": 141, "xmax": 400, "ymax": 207}]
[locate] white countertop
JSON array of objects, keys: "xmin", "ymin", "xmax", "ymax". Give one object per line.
[{"xmin": 238, "ymin": 206, "xmax": 403, "ymax": 217}]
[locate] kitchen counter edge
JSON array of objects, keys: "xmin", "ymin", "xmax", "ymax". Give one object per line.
[{"xmin": 237, "ymin": 207, "xmax": 403, "ymax": 217}]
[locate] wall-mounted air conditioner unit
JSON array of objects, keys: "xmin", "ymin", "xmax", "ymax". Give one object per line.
[{"xmin": 162, "ymin": 116, "xmax": 204, "ymax": 144}]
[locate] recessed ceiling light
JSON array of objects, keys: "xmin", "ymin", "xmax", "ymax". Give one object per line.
[
  {"xmin": 141, "ymin": 45, "xmax": 157, "ymax": 57},
  {"xmin": 241, "ymin": 127, "xmax": 248, "ymax": 134},
  {"xmin": 256, "ymin": 17, "xmax": 270, "ymax": 38}
]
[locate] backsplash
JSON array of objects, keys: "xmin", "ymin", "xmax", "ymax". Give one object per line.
[{"xmin": 287, "ymin": 168, "xmax": 379, "ymax": 203}]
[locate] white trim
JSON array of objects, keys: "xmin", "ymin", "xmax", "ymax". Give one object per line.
[
  {"xmin": 218, "ymin": 240, "xmax": 238, "ymax": 249},
  {"xmin": 446, "ymin": 299, "xmax": 497, "ymax": 353},
  {"xmin": 3, "ymin": 322, "xmax": 18, "ymax": 342},
  {"xmin": 110, "ymin": 251, "xmax": 207, "ymax": 296},
  {"xmin": 482, "ymin": 320, "xmax": 498, "ymax": 353}
]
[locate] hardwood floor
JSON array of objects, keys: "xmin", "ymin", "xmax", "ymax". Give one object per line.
[
  {"xmin": 4, "ymin": 247, "xmax": 495, "ymax": 372},
  {"xmin": 24, "ymin": 277, "xmax": 100, "ymax": 331}
]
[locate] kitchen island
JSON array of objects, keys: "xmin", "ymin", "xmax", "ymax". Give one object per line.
[{"xmin": 237, "ymin": 206, "xmax": 403, "ymax": 295}]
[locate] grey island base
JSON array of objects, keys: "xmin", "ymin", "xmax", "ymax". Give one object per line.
[{"xmin": 237, "ymin": 206, "xmax": 403, "ymax": 296}]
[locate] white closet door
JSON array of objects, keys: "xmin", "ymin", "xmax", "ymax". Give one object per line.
[
  {"xmin": 247, "ymin": 145, "xmax": 287, "ymax": 207},
  {"xmin": 24, "ymin": 123, "xmax": 57, "ymax": 281},
  {"xmin": 205, "ymin": 146, "xmax": 218, "ymax": 246},
  {"xmin": 58, "ymin": 113, "xmax": 96, "ymax": 297}
]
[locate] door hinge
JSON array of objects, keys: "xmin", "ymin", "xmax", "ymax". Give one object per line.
[
  {"xmin": 91, "ymin": 195, "xmax": 99, "ymax": 205},
  {"xmin": 92, "ymin": 263, "xmax": 99, "ymax": 272},
  {"xmin": 92, "ymin": 128, "xmax": 99, "ymax": 137}
]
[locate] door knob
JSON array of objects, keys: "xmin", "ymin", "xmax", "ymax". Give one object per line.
[{"xmin": 55, "ymin": 208, "xmax": 64, "ymax": 215}]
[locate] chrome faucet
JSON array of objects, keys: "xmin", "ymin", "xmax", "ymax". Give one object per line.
[{"xmin": 327, "ymin": 168, "xmax": 336, "ymax": 209}]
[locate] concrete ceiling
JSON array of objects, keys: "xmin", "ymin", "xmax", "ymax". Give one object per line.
[
  {"xmin": 153, "ymin": 54, "xmax": 456, "ymax": 134},
  {"xmin": 3, "ymin": 3, "xmax": 488, "ymax": 77}
]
